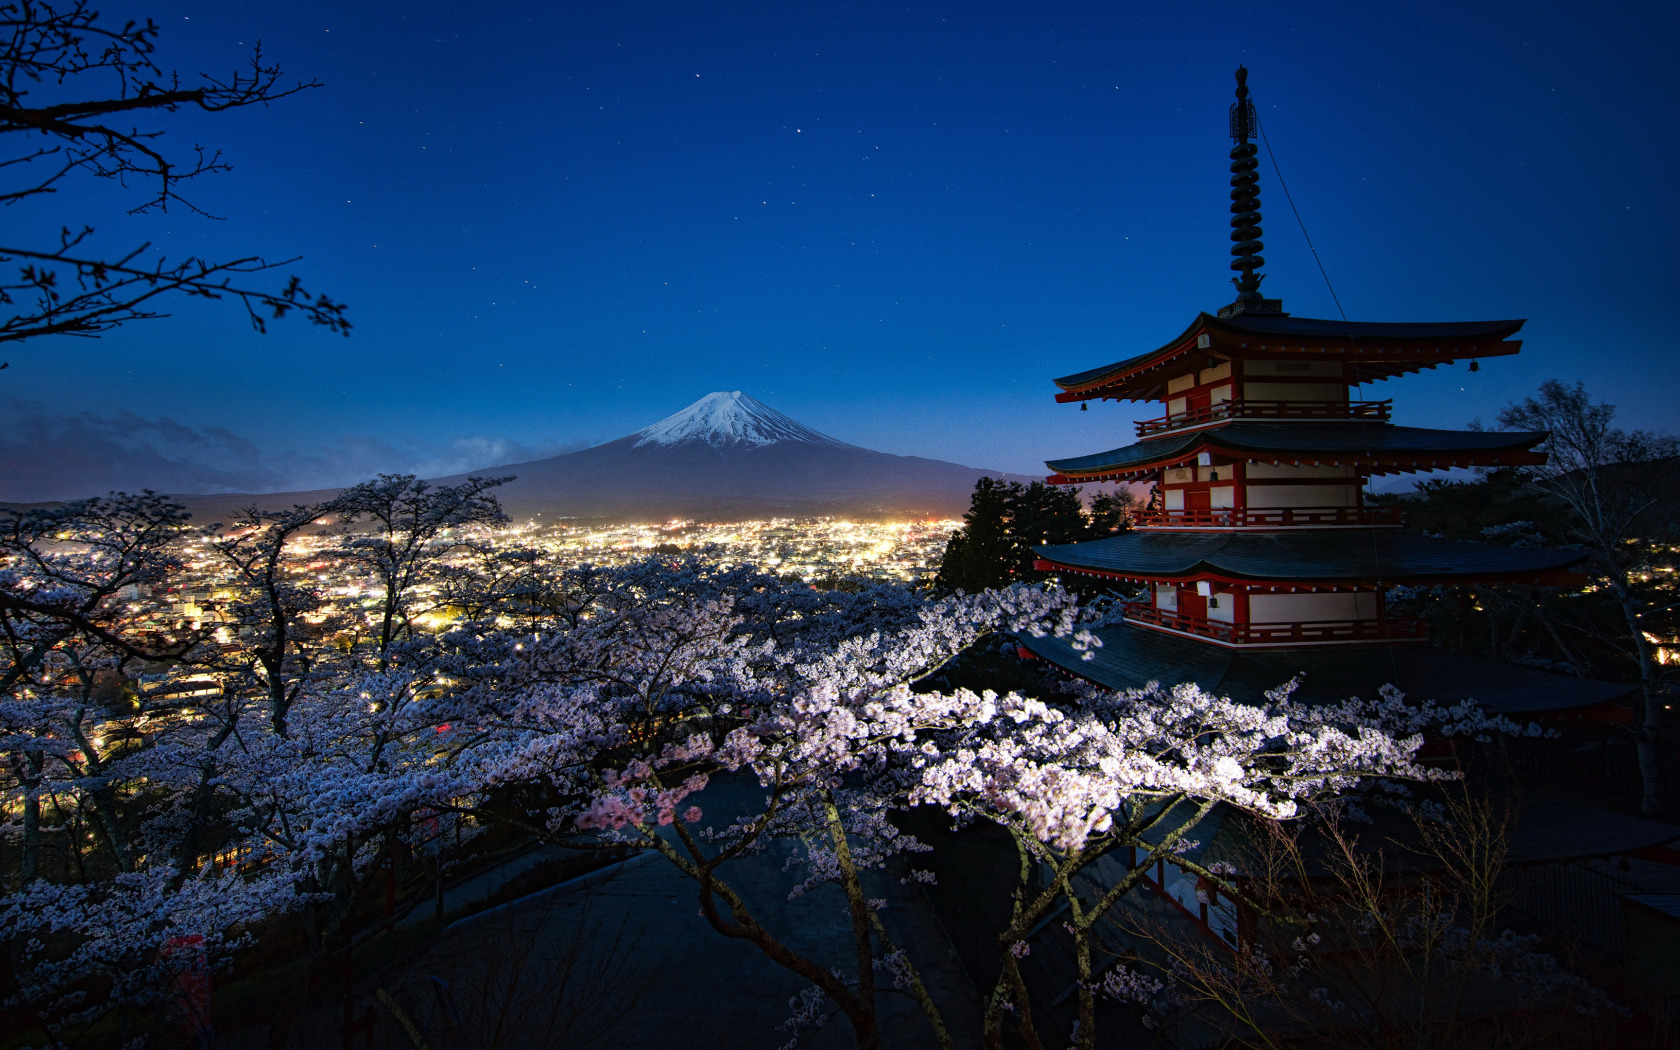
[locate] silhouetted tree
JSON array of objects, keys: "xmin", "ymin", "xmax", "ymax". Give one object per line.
[
  {"xmin": 0, "ymin": 1, "xmax": 350, "ymax": 357},
  {"xmin": 1005, "ymin": 481, "xmax": 1089, "ymax": 577},
  {"xmin": 1088, "ymin": 488, "xmax": 1137, "ymax": 536},
  {"xmin": 1499, "ymin": 380, "xmax": 1680, "ymax": 814},
  {"xmin": 932, "ymin": 476, "xmax": 1016, "ymax": 593},
  {"xmin": 933, "ymin": 479, "xmax": 1122, "ymax": 593},
  {"xmin": 333, "ymin": 474, "xmax": 511, "ymax": 668}
]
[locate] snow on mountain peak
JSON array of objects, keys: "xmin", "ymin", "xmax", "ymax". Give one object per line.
[{"xmin": 632, "ymin": 391, "xmax": 853, "ymax": 450}]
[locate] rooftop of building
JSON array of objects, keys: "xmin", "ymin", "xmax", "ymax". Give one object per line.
[
  {"xmin": 1044, "ymin": 421, "xmax": 1548, "ymax": 482},
  {"xmin": 1032, "ymin": 529, "xmax": 1588, "ymax": 585},
  {"xmin": 1019, "ymin": 619, "xmax": 1631, "ymax": 718}
]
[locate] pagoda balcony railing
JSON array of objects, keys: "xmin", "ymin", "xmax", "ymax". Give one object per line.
[
  {"xmin": 1135, "ymin": 398, "xmax": 1392, "ymax": 437},
  {"xmin": 1133, "ymin": 505, "xmax": 1404, "ymax": 529},
  {"xmin": 1122, "ymin": 604, "xmax": 1429, "ymax": 646}
]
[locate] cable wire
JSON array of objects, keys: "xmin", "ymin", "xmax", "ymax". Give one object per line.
[{"xmin": 1255, "ymin": 113, "xmax": 1346, "ymax": 321}]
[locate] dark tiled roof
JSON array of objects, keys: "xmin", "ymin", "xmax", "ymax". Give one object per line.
[
  {"xmin": 1045, "ymin": 423, "xmax": 1547, "ymax": 477},
  {"xmin": 1139, "ymin": 792, "xmax": 1679, "ymax": 875},
  {"xmin": 1503, "ymin": 801, "xmax": 1680, "ymax": 866},
  {"xmin": 1033, "ymin": 530, "xmax": 1587, "ymax": 583},
  {"xmin": 1054, "ymin": 313, "xmax": 1526, "ymax": 391},
  {"xmin": 1622, "ymin": 895, "xmax": 1680, "ymax": 925},
  {"xmin": 1055, "ymin": 316, "xmax": 1206, "ymax": 389},
  {"xmin": 1019, "ymin": 621, "xmax": 1633, "ymax": 716}
]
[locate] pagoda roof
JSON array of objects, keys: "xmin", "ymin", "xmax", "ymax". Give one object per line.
[
  {"xmin": 1154, "ymin": 790, "xmax": 1677, "ymax": 883},
  {"xmin": 1055, "ymin": 312, "xmax": 1526, "ymax": 402},
  {"xmin": 1018, "ymin": 621, "xmax": 1632, "ymax": 717},
  {"xmin": 1045, "ymin": 422, "xmax": 1548, "ymax": 482},
  {"xmin": 1033, "ymin": 530, "xmax": 1587, "ymax": 586}
]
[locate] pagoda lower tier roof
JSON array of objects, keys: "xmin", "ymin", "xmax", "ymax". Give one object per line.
[
  {"xmin": 1045, "ymin": 422, "xmax": 1547, "ymax": 482},
  {"xmin": 1033, "ymin": 530, "xmax": 1587, "ymax": 586},
  {"xmin": 1055, "ymin": 312, "xmax": 1525, "ymax": 402},
  {"xmin": 1018, "ymin": 621, "xmax": 1632, "ymax": 717}
]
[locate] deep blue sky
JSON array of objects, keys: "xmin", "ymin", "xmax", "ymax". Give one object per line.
[{"xmin": 4, "ymin": 0, "xmax": 1676, "ymax": 499}]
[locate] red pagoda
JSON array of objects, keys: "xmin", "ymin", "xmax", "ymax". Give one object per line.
[{"xmin": 1021, "ymin": 68, "xmax": 1629, "ymax": 718}]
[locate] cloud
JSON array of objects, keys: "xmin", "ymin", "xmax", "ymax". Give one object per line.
[{"xmin": 0, "ymin": 398, "xmax": 591, "ymax": 502}]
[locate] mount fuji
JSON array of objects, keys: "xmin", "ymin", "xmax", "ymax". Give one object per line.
[
  {"xmin": 630, "ymin": 391, "xmax": 852, "ymax": 450},
  {"xmin": 431, "ymin": 390, "xmax": 1034, "ymax": 521},
  {"xmin": 160, "ymin": 392, "xmax": 1035, "ymax": 523}
]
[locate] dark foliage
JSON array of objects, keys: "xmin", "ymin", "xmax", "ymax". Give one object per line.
[{"xmin": 931, "ymin": 478, "xmax": 1131, "ymax": 594}]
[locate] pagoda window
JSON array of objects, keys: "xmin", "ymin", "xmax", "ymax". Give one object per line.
[
  {"xmin": 1163, "ymin": 488, "xmax": 1185, "ymax": 511},
  {"xmin": 1207, "ymin": 591, "xmax": 1236, "ymax": 624},
  {"xmin": 1210, "ymin": 485, "xmax": 1236, "ymax": 509},
  {"xmin": 1211, "ymin": 383, "xmax": 1233, "ymax": 405},
  {"xmin": 1198, "ymin": 362, "xmax": 1232, "ymax": 385},
  {"xmin": 1154, "ymin": 583, "xmax": 1177, "ymax": 611},
  {"xmin": 1166, "ymin": 373, "xmax": 1198, "ymax": 395}
]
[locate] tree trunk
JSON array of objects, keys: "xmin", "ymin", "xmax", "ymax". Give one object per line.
[
  {"xmin": 1613, "ymin": 580, "xmax": 1664, "ymax": 815},
  {"xmin": 823, "ymin": 795, "xmax": 879, "ymax": 1050},
  {"xmin": 18, "ymin": 753, "xmax": 42, "ymax": 885}
]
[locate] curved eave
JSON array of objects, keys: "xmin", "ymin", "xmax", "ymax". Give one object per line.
[
  {"xmin": 1033, "ymin": 557, "xmax": 1587, "ymax": 589},
  {"xmin": 1030, "ymin": 531, "xmax": 1590, "ymax": 588},
  {"xmin": 1017, "ymin": 622, "xmax": 1634, "ymax": 719},
  {"xmin": 1044, "ymin": 424, "xmax": 1549, "ymax": 483},
  {"xmin": 1053, "ymin": 313, "xmax": 1527, "ymax": 403}
]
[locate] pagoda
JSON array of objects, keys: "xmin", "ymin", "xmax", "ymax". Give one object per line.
[{"xmin": 1021, "ymin": 68, "xmax": 1629, "ymax": 719}]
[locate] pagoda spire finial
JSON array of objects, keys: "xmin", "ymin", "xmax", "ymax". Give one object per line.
[
  {"xmin": 1219, "ymin": 66, "xmax": 1283, "ymax": 317},
  {"xmin": 1228, "ymin": 67, "xmax": 1264, "ymax": 297}
]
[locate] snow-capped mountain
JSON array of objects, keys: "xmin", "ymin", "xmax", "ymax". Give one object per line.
[
  {"xmin": 633, "ymin": 391, "xmax": 853, "ymax": 450},
  {"xmin": 166, "ymin": 392, "xmax": 1036, "ymax": 524}
]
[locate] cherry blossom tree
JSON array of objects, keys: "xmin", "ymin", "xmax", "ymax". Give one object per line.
[{"xmin": 0, "ymin": 519, "xmax": 1516, "ymax": 1049}]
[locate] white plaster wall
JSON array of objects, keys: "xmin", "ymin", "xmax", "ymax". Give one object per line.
[
  {"xmin": 1210, "ymin": 485, "xmax": 1235, "ymax": 509},
  {"xmin": 1207, "ymin": 592, "xmax": 1235, "ymax": 623},
  {"xmin": 1245, "ymin": 462, "xmax": 1355, "ymax": 479},
  {"xmin": 1245, "ymin": 484, "xmax": 1357, "ymax": 508},
  {"xmin": 1164, "ymin": 489, "xmax": 1185, "ymax": 510},
  {"xmin": 1155, "ymin": 584, "xmax": 1177, "ymax": 611},
  {"xmin": 1243, "ymin": 381, "xmax": 1344, "ymax": 401},
  {"xmin": 1249, "ymin": 592, "xmax": 1378, "ymax": 623},
  {"xmin": 1167, "ymin": 373, "xmax": 1197, "ymax": 394}
]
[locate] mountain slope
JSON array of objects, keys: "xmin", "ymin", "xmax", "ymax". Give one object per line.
[
  {"xmin": 163, "ymin": 392, "xmax": 1037, "ymax": 523},
  {"xmin": 441, "ymin": 392, "xmax": 1033, "ymax": 520}
]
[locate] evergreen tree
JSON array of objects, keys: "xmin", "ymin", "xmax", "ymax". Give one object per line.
[
  {"xmin": 932, "ymin": 477, "xmax": 1015, "ymax": 593},
  {"xmin": 933, "ymin": 479, "xmax": 1129, "ymax": 593},
  {"xmin": 1004, "ymin": 482, "xmax": 1089, "ymax": 578},
  {"xmin": 1088, "ymin": 488, "xmax": 1137, "ymax": 534}
]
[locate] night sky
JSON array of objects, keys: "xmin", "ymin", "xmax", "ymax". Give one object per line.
[{"xmin": 3, "ymin": 0, "xmax": 1676, "ymax": 500}]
